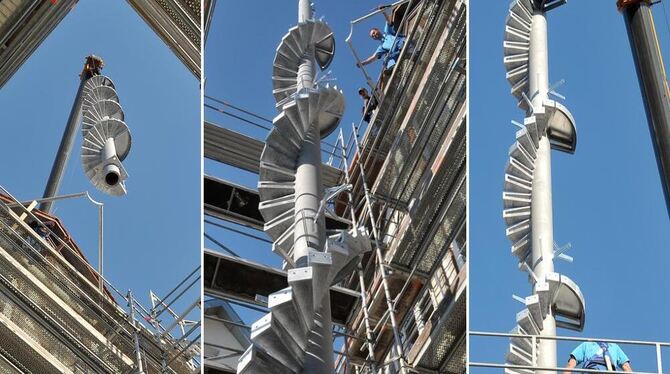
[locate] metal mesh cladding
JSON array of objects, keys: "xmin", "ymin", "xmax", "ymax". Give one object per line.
[
  {"xmin": 416, "ymin": 292, "xmax": 466, "ymax": 370},
  {"xmin": 0, "ymin": 290, "xmax": 95, "ymax": 372},
  {"xmin": 0, "ymin": 213, "xmax": 141, "ymax": 364},
  {"xmin": 0, "ymin": 251, "xmax": 129, "ymax": 372},
  {"xmin": 393, "ymin": 123, "xmax": 466, "ymax": 269},
  {"xmin": 0, "ymin": 213, "xmax": 123, "ymax": 330},
  {"xmin": 156, "ymin": 0, "xmax": 201, "ymax": 43}
]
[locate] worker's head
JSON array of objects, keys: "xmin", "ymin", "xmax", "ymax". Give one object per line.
[
  {"xmin": 369, "ymin": 27, "xmax": 382, "ymax": 40},
  {"xmin": 358, "ymin": 87, "xmax": 369, "ymax": 99}
]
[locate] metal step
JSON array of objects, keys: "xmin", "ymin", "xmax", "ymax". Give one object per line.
[
  {"xmin": 509, "ymin": 326, "xmax": 533, "ymax": 353},
  {"xmin": 516, "ymin": 309, "xmax": 540, "ymax": 336},
  {"xmin": 506, "ymin": 343, "xmax": 533, "ymax": 366},
  {"xmin": 536, "ymin": 281, "xmax": 550, "ymax": 320},
  {"xmin": 504, "ymin": 0, "xmax": 535, "ymax": 107},
  {"xmin": 250, "ymin": 313, "xmax": 304, "ymax": 372},
  {"xmin": 503, "ymin": 206, "xmax": 531, "ymax": 227},
  {"xmin": 268, "ymin": 287, "xmax": 309, "ymax": 349},
  {"xmin": 506, "ymin": 218, "xmax": 530, "ymax": 243},
  {"xmin": 525, "ymin": 294, "xmax": 543, "ymax": 328},
  {"xmin": 287, "ymin": 267, "xmax": 316, "ymax": 332},
  {"xmin": 82, "ymin": 99, "xmax": 124, "ymax": 135},
  {"xmin": 325, "ymin": 227, "xmax": 371, "ymax": 285},
  {"xmin": 264, "ymin": 209, "xmax": 295, "ymax": 242},
  {"xmin": 259, "ymin": 194, "xmax": 295, "ymax": 222},
  {"xmin": 237, "ymin": 345, "xmax": 295, "ymax": 374},
  {"xmin": 272, "ymin": 20, "xmax": 336, "ymax": 105}
]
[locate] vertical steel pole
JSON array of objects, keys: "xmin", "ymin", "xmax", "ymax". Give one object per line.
[
  {"xmin": 128, "ymin": 290, "xmax": 145, "ymax": 374},
  {"xmin": 528, "ymin": 8, "xmax": 557, "ymax": 372},
  {"xmin": 293, "ymin": 1, "xmax": 332, "ymax": 372},
  {"xmin": 98, "ymin": 204, "xmax": 104, "ymax": 293},
  {"xmin": 351, "ymin": 122, "xmax": 407, "ymax": 374},
  {"xmin": 621, "ymin": 1, "xmax": 670, "ymax": 218},
  {"xmin": 340, "ymin": 129, "xmax": 379, "ymax": 374},
  {"xmin": 40, "ymin": 75, "xmax": 88, "ymax": 213}
]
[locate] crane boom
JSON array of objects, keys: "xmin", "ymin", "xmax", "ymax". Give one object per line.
[{"xmin": 620, "ymin": 0, "xmax": 670, "ymax": 218}]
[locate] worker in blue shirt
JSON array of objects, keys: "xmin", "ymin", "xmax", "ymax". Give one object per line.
[
  {"xmin": 357, "ymin": 7, "xmax": 406, "ymax": 71},
  {"xmin": 563, "ymin": 342, "xmax": 633, "ymax": 372}
]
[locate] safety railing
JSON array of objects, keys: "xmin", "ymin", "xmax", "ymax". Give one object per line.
[{"xmin": 469, "ymin": 331, "xmax": 670, "ymax": 374}]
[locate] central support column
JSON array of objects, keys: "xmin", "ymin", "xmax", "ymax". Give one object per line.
[
  {"xmin": 294, "ymin": 0, "xmax": 324, "ymax": 264},
  {"xmin": 293, "ymin": 1, "xmax": 332, "ymax": 372},
  {"xmin": 528, "ymin": 10, "xmax": 557, "ymax": 371}
]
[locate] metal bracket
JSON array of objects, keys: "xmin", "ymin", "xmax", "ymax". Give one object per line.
[
  {"xmin": 553, "ymin": 241, "xmax": 573, "ymax": 263},
  {"xmin": 548, "ymin": 79, "xmax": 566, "ymax": 100}
]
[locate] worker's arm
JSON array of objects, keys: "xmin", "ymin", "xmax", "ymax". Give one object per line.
[
  {"xmin": 358, "ymin": 54, "xmax": 378, "ymax": 67},
  {"xmin": 621, "ymin": 362, "xmax": 633, "ymax": 372},
  {"xmin": 563, "ymin": 357, "xmax": 578, "ymax": 374},
  {"xmin": 379, "ymin": 7, "xmax": 393, "ymax": 25}
]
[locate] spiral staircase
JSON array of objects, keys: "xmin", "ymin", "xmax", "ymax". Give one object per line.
[
  {"xmin": 80, "ymin": 75, "xmax": 132, "ymax": 196},
  {"xmin": 502, "ymin": 1, "xmax": 585, "ymax": 371},
  {"xmin": 237, "ymin": 18, "xmax": 372, "ymax": 374}
]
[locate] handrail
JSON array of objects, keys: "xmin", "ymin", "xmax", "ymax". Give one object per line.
[
  {"xmin": 470, "ymin": 331, "xmax": 670, "ymax": 347},
  {"xmin": 469, "ymin": 362, "xmax": 658, "ymax": 374},
  {"xmin": 470, "ymin": 331, "xmax": 669, "ymax": 374}
]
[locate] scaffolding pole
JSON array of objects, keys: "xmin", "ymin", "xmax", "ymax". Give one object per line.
[
  {"xmin": 339, "ymin": 129, "xmax": 379, "ymax": 374},
  {"xmin": 350, "ymin": 122, "xmax": 407, "ymax": 374}
]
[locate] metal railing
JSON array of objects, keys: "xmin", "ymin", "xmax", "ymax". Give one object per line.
[{"xmin": 469, "ymin": 331, "xmax": 670, "ymax": 374}]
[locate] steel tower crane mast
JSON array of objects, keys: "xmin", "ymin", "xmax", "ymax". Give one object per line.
[{"xmin": 619, "ymin": 0, "xmax": 670, "ymax": 218}]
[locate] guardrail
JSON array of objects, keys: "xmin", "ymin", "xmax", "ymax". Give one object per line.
[{"xmin": 469, "ymin": 331, "xmax": 670, "ymax": 374}]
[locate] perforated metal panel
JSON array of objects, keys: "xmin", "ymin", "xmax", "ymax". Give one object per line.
[{"xmin": 416, "ymin": 291, "xmax": 465, "ymax": 371}]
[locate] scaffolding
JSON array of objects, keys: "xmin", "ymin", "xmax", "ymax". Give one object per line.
[
  {"xmin": 203, "ymin": 0, "xmax": 466, "ymax": 373},
  {"xmin": 0, "ymin": 184, "xmax": 200, "ymax": 373}
]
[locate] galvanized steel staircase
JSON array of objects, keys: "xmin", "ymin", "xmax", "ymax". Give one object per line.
[
  {"xmin": 80, "ymin": 75, "xmax": 132, "ymax": 196},
  {"xmin": 502, "ymin": 1, "xmax": 585, "ymax": 372},
  {"xmin": 237, "ymin": 19, "xmax": 371, "ymax": 374}
]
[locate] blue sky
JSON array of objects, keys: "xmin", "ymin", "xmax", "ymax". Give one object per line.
[
  {"xmin": 470, "ymin": 1, "xmax": 670, "ymax": 372},
  {"xmin": 0, "ymin": 1, "xmax": 200, "ymax": 328}
]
